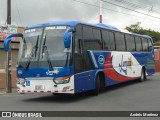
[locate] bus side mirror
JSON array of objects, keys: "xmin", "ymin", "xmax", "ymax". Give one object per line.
[
  {"xmin": 64, "ymin": 28, "xmax": 74, "ymax": 48},
  {"xmin": 4, "ymin": 33, "xmax": 23, "ymax": 52}
]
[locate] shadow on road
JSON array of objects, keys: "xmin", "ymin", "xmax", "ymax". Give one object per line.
[{"xmin": 22, "ymin": 79, "xmax": 150, "ymax": 103}]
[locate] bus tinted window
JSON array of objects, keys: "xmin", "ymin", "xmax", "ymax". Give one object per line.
[
  {"xmin": 93, "ymin": 29, "xmax": 101, "ymax": 41},
  {"xmin": 148, "ymin": 38, "xmax": 152, "ymax": 51},
  {"xmin": 130, "ymin": 36, "xmax": 136, "ymax": 51},
  {"xmin": 102, "ymin": 30, "xmax": 115, "ymax": 50},
  {"xmin": 75, "ymin": 24, "xmax": 82, "ymax": 36},
  {"xmin": 109, "ymin": 32, "xmax": 115, "ymax": 50},
  {"xmin": 83, "ymin": 26, "xmax": 93, "ymax": 40},
  {"xmin": 115, "ymin": 32, "xmax": 125, "ymax": 51},
  {"xmin": 92, "ymin": 29, "xmax": 102, "ymax": 49},
  {"xmin": 102, "ymin": 30, "xmax": 109, "ymax": 50},
  {"xmin": 142, "ymin": 38, "xmax": 148, "ymax": 52},
  {"xmin": 125, "ymin": 34, "xmax": 135, "ymax": 51},
  {"xmin": 135, "ymin": 37, "xmax": 142, "ymax": 52},
  {"xmin": 121, "ymin": 34, "xmax": 126, "ymax": 51},
  {"xmin": 83, "ymin": 26, "xmax": 101, "ymax": 50},
  {"xmin": 75, "ymin": 25, "xmax": 83, "ymax": 54}
]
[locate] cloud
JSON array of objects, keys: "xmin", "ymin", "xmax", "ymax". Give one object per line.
[{"xmin": 0, "ymin": 0, "xmax": 160, "ymax": 32}]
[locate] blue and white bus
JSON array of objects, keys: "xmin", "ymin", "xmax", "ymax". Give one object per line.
[{"xmin": 4, "ymin": 21, "xmax": 155, "ymax": 95}]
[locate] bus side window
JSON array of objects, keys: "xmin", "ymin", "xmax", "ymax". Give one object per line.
[
  {"xmin": 83, "ymin": 26, "xmax": 94, "ymax": 51},
  {"xmin": 78, "ymin": 39, "xmax": 83, "ymax": 54},
  {"xmin": 92, "ymin": 28, "xmax": 102, "ymax": 50},
  {"xmin": 125, "ymin": 34, "xmax": 136, "ymax": 52},
  {"xmin": 115, "ymin": 32, "xmax": 125, "ymax": 51},
  {"xmin": 121, "ymin": 33, "xmax": 126, "ymax": 51},
  {"xmin": 115, "ymin": 32, "xmax": 121, "ymax": 51},
  {"xmin": 82, "ymin": 26, "xmax": 93, "ymax": 70},
  {"xmin": 125, "ymin": 34, "xmax": 132, "ymax": 51},
  {"xmin": 135, "ymin": 37, "xmax": 142, "ymax": 52},
  {"xmin": 75, "ymin": 25, "xmax": 83, "ymax": 54},
  {"xmin": 131, "ymin": 36, "xmax": 136, "ymax": 51},
  {"xmin": 75, "ymin": 38, "xmax": 82, "ymax": 54},
  {"xmin": 102, "ymin": 30, "xmax": 115, "ymax": 51},
  {"xmin": 109, "ymin": 31, "xmax": 115, "ymax": 50},
  {"xmin": 74, "ymin": 25, "xmax": 85, "ymax": 73},
  {"xmin": 102, "ymin": 30, "xmax": 110, "ymax": 50},
  {"xmin": 142, "ymin": 38, "xmax": 148, "ymax": 52},
  {"xmin": 148, "ymin": 38, "xmax": 152, "ymax": 52}
]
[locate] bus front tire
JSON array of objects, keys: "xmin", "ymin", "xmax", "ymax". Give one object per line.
[
  {"xmin": 139, "ymin": 68, "xmax": 146, "ymax": 82},
  {"xmin": 91, "ymin": 75, "xmax": 100, "ymax": 96}
]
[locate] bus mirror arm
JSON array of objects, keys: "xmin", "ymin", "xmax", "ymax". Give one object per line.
[{"xmin": 4, "ymin": 33, "xmax": 23, "ymax": 52}]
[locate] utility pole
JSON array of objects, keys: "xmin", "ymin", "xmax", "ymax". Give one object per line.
[
  {"xmin": 99, "ymin": 0, "xmax": 103, "ymax": 23},
  {"xmin": 6, "ymin": 0, "xmax": 12, "ymax": 93},
  {"xmin": 7, "ymin": 0, "xmax": 11, "ymax": 24}
]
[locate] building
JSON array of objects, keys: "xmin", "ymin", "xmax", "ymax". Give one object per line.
[
  {"xmin": 154, "ymin": 42, "xmax": 160, "ymax": 72},
  {"xmin": 0, "ymin": 25, "xmax": 24, "ymax": 88}
]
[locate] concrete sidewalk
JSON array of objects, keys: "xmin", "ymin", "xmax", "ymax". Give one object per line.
[
  {"xmin": 0, "ymin": 88, "xmax": 18, "ymax": 94},
  {"xmin": 153, "ymin": 72, "xmax": 160, "ymax": 76}
]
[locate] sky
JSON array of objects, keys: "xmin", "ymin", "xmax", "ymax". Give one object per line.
[{"xmin": 0, "ymin": 0, "xmax": 160, "ymax": 32}]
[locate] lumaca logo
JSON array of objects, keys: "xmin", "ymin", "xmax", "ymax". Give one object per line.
[
  {"xmin": 119, "ymin": 55, "xmax": 133, "ymax": 75},
  {"xmin": 46, "ymin": 69, "xmax": 59, "ymax": 75},
  {"xmin": 98, "ymin": 55, "xmax": 105, "ymax": 64}
]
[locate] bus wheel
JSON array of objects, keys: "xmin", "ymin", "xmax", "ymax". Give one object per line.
[
  {"xmin": 139, "ymin": 68, "xmax": 146, "ymax": 82},
  {"xmin": 91, "ymin": 75, "xmax": 100, "ymax": 96}
]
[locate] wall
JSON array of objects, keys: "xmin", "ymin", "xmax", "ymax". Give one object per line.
[
  {"xmin": 0, "ymin": 27, "xmax": 24, "ymax": 88},
  {"xmin": 154, "ymin": 49, "xmax": 160, "ymax": 72},
  {"xmin": 0, "ymin": 69, "xmax": 17, "ymax": 88},
  {"xmin": 0, "ymin": 42, "xmax": 19, "ymax": 69}
]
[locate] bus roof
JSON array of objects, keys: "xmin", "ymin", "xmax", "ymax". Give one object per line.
[{"xmin": 26, "ymin": 20, "xmax": 152, "ymax": 39}]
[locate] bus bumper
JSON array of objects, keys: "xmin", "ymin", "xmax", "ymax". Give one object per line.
[{"xmin": 17, "ymin": 76, "xmax": 75, "ymax": 94}]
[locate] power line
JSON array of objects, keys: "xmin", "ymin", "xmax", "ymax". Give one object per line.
[
  {"xmin": 71, "ymin": 0, "xmax": 160, "ymax": 23},
  {"xmin": 140, "ymin": 5, "xmax": 153, "ymax": 24},
  {"xmin": 15, "ymin": 0, "xmax": 23, "ymax": 26},
  {"xmin": 124, "ymin": 0, "xmax": 160, "ymax": 13},
  {"xmin": 102, "ymin": 0, "xmax": 160, "ymax": 20},
  {"xmin": 111, "ymin": 0, "xmax": 160, "ymax": 15},
  {"xmin": 112, "ymin": 0, "xmax": 152, "ymax": 11}
]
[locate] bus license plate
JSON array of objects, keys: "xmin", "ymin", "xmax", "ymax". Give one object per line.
[{"xmin": 35, "ymin": 85, "xmax": 44, "ymax": 90}]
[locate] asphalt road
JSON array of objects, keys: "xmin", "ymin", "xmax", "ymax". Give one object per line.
[{"xmin": 0, "ymin": 73, "xmax": 160, "ymax": 119}]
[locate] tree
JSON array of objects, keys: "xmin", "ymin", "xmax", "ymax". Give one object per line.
[{"xmin": 125, "ymin": 22, "xmax": 160, "ymax": 42}]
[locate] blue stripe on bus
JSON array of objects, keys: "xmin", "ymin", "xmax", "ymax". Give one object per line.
[{"xmin": 17, "ymin": 66, "xmax": 74, "ymax": 78}]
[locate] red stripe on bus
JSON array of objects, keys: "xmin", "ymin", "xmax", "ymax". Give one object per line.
[
  {"xmin": 62, "ymin": 90, "xmax": 66, "ymax": 92},
  {"xmin": 54, "ymin": 90, "xmax": 58, "ymax": 93}
]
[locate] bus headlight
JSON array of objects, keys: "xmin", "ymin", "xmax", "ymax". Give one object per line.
[
  {"xmin": 17, "ymin": 78, "xmax": 25, "ymax": 85},
  {"xmin": 54, "ymin": 75, "xmax": 71, "ymax": 84}
]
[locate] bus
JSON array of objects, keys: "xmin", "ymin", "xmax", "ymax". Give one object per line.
[{"xmin": 4, "ymin": 21, "xmax": 155, "ymax": 95}]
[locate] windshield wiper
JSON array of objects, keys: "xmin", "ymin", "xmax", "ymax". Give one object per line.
[
  {"xmin": 42, "ymin": 34, "xmax": 53, "ymax": 71},
  {"xmin": 24, "ymin": 35, "xmax": 39, "ymax": 71}
]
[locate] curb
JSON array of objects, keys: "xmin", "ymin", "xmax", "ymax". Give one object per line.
[
  {"xmin": 153, "ymin": 73, "xmax": 160, "ymax": 76},
  {"xmin": 0, "ymin": 89, "xmax": 18, "ymax": 95}
]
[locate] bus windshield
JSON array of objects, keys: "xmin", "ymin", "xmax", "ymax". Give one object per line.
[
  {"xmin": 17, "ymin": 26, "xmax": 72, "ymax": 69},
  {"xmin": 39, "ymin": 26, "xmax": 71, "ymax": 67}
]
